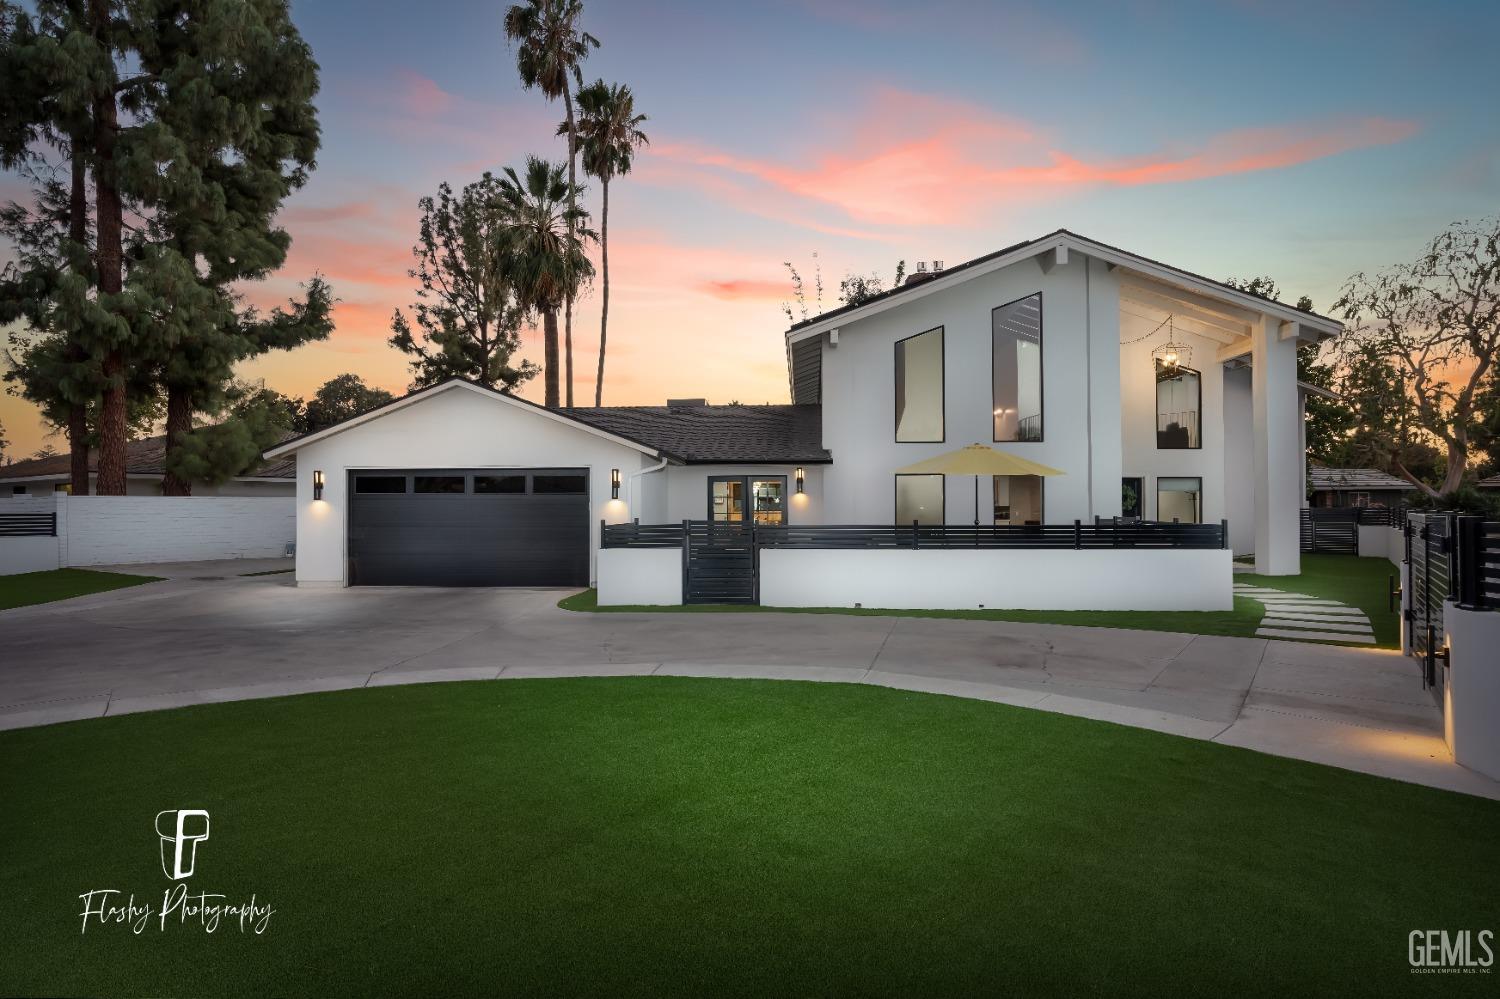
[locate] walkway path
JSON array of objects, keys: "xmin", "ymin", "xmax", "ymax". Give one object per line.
[{"xmin": 1234, "ymin": 582, "xmax": 1376, "ymax": 644}]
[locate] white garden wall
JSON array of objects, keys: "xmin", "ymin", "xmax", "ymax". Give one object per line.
[
  {"xmin": 596, "ymin": 548, "xmax": 682, "ymax": 606},
  {"xmin": 759, "ymin": 548, "xmax": 1233, "ymax": 611},
  {"xmin": 0, "ymin": 536, "xmax": 61, "ymax": 575},
  {"xmin": 59, "ymin": 496, "xmax": 294, "ymax": 566},
  {"xmin": 1444, "ymin": 604, "xmax": 1500, "ymax": 782}
]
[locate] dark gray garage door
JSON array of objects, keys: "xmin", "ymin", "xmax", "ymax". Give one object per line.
[{"xmin": 348, "ymin": 468, "xmax": 589, "ymax": 586}]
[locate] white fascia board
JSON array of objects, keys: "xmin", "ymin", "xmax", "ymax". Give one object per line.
[
  {"xmin": 263, "ymin": 380, "xmax": 662, "ymax": 461},
  {"xmin": 784, "ymin": 233, "xmax": 1070, "ymax": 345},
  {"xmin": 785, "ymin": 231, "xmax": 1343, "ymax": 344}
]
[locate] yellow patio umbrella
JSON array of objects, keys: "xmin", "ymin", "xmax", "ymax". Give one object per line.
[{"xmin": 895, "ymin": 443, "xmax": 1065, "ymax": 525}]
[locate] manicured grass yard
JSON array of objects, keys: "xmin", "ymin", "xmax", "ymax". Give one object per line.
[
  {"xmin": 3, "ymin": 678, "xmax": 1494, "ymax": 997},
  {"xmin": 562, "ymin": 554, "xmax": 1401, "ymax": 648},
  {"xmin": 0, "ymin": 567, "xmax": 161, "ymax": 610}
]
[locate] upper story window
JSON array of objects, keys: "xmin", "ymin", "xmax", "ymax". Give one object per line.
[
  {"xmin": 993, "ymin": 294, "xmax": 1043, "ymax": 441},
  {"xmin": 894, "ymin": 327, "xmax": 944, "ymax": 442},
  {"xmin": 1156, "ymin": 360, "xmax": 1201, "ymax": 449}
]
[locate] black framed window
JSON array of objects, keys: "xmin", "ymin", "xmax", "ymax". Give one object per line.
[
  {"xmin": 708, "ymin": 476, "xmax": 787, "ymax": 525},
  {"xmin": 1156, "ymin": 361, "xmax": 1201, "ymax": 449},
  {"xmin": 895, "ymin": 474, "xmax": 944, "ymax": 525},
  {"xmin": 11, "ymin": 485, "xmax": 26, "ymax": 495},
  {"xmin": 354, "ymin": 475, "xmax": 407, "ymax": 494},
  {"xmin": 532, "ymin": 474, "xmax": 587, "ymax": 494},
  {"xmin": 474, "ymin": 474, "xmax": 526, "ymax": 494},
  {"xmin": 1157, "ymin": 477, "xmax": 1202, "ymax": 524},
  {"xmin": 894, "ymin": 327, "xmax": 944, "ymax": 442},
  {"xmin": 414, "ymin": 475, "xmax": 465, "ymax": 494},
  {"xmin": 992, "ymin": 293, "xmax": 1043, "ymax": 441}
]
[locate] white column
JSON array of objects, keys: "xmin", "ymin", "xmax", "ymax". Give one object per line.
[{"xmin": 1251, "ymin": 315, "xmax": 1300, "ymax": 574}]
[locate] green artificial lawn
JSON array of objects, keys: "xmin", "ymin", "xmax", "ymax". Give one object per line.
[
  {"xmin": 2, "ymin": 678, "xmax": 1494, "ymax": 997},
  {"xmin": 0, "ymin": 567, "xmax": 160, "ymax": 610},
  {"xmin": 561, "ymin": 554, "xmax": 1401, "ymax": 648}
]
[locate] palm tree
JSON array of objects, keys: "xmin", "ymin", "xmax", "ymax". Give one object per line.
[
  {"xmin": 567, "ymin": 80, "xmax": 648, "ymax": 407},
  {"xmin": 496, "ymin": 156, "xmax": 595, "ymax": 408},
  {"xmin": 504, "ymin": 0, "xmax": 598, "ymax": 407}
]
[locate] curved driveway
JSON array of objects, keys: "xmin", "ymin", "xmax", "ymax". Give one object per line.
[{"xmin": 2, "ymin": 560, "xmax": 1493, "ymax": 799}]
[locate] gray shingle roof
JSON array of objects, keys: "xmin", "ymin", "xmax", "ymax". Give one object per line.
[
  {"xmin": 569, "ymin": 404, "xmax": 829, "ymax": 464},
  {"xmin": 0, "ymin": 432, "xmax": 295, "ymax": 481},
  {"xmin": 1307, "ymin": 465, "xmax": 1417, "ymax": 491},
  {"xmin": 1478, "ymin": 474, "xmax": 1500, "ymax": 490}
]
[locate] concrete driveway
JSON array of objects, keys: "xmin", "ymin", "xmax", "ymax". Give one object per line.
[{"xmin": 2, "ymin": 560, "xmax": 1494, "ymax": 799}]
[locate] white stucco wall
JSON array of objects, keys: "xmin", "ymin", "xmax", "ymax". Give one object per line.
[
  {"xmin": 760, "ymin": 548, "xmax": 1233, "ymax": 611},
  {"xmin": 288, "ymin": 385, "xmax": 658, "ymax": 586},
  {"xmin": 1222, "ymin": 367, "xmax": 1255, "ymax": 555},
  {"xmin": 0, "ymin": 536, "xmax": 61, "ymax": 575},
  {"xmin": 816, "ymin": 255, "xmax": 1122, "ymax": 526},
  {"xmin": 1444, "ymin": 603, "xmax": 1500, "ymax": 782},
  {"xmin": 59, "ymin": 496, "xmax": 294, "ymax": 566},
  {"xmin": 661, "ymin": 464, "xmax": 825, "ymax": 524},
  {"xmin": 596, "ymin": 548, "xmax": 682, "ymax": 605}
]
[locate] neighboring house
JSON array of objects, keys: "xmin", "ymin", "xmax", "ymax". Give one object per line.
[
  {"xmin": 1307, "ymin": 462, "xmax": 1418, "ymax": 508},
  {"xmin": 1479, "ymin": 474, "xmax": 1500, "ymax": 492},
  {"xmin": 0, "ymin": 434, "xmax": 294, "ymax": 497},
  {"xmin": 266, "ymin": 228, "xmax": 1337, "ymax": 588}
]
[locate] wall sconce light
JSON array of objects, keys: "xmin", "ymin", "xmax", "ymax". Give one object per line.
[
  {"xmin": 313, "ymin": 469, "xmax": 324, "ymax": 501},
  {"xmin": 795, "ymin": 467, "xmax": 805, "ymax": 493},
  {"xmin": 610, "ymin": 468, "xmax": 621, "ymax": 500}
]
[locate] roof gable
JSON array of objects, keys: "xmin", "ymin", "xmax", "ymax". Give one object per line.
[
  {"xmin": 785, "ymin": 229, "xmax": 1342, "ymax": 343},
  {"xmin": 262, "ymin": 378, "xmax": 663, "ymax": 460}
]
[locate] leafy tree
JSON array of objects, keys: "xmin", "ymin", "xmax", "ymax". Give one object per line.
[
  {"xmin": 496, "ymin": 156, "xmax": 594, "ymax": 409},
  {"xmin": 568, "ymin": 79, "xmax": 646, "ymax": 406},
  {"xmin": 164, "ymin": 388, "xmax": 294, "ymax": 487},
  {"xmin": 231, "ymin": 385, "xmax": 308, "ymax": 435},
  {"xmin": 1472, "ymin": 371, "xmax": 1500, "ymax": 477},
  {"xmin": 123, "ymin": 0, "xmax": 329, "ymax": 495},
  {"xmin": 31, "ymin": 443, "xmax": 57, "ymax": 460},
  {"xmin": 1335, "ymin": 218, "xmax": 1500, "ymax": 496},
  {"xmin": 303, "ymin": 374, "xmax": 395, "ymax": 432},
  {"xmin": 505, "ymin": 0, "xmax": 597, "ymax": 407},
  {"xmin": 782, "ymin": 255, "xmax": 907, "ymax": 322},
  {"xmin": 0, "ymin": 416, "xmax": 8, "ymax": 463},
  {"xmin": 839, "ymin": 261, "xmax": 907, "ymax": 308},
  {"xmin": 389, "ymin": 174, "xmax": 538, "ymax": 391}
]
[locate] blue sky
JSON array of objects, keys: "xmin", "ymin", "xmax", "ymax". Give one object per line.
[{"xmin": 3, "ymin": 0, "xmax": 1497, "ymax": 454}]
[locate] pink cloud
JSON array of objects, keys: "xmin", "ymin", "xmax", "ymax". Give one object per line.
[
  {"xmin": 646, "ymin": 87, "xmax": 1420, "ymax": 231},
  {"xmin": 700, "ymin": 279, "xmax": 792, "ymax": 301},
  {"xmin": 394, "ymin": 69, "xmax": 455, "ymax": 117}
]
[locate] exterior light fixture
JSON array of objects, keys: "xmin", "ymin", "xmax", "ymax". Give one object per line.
[
  {"xmin": 795, "ymin": 467, "xmax": 805, "ymax": 493},
  {"xmin": 313, "ymin": 469, "xmax": 325, "ymax": 501},
  {"xmin": 610, "ymin": 468, "xmax": 621, "ymax": 499},
  {"xmin": 1152, "ymin": 314, "xmax": 1192, "ymax": 375}
]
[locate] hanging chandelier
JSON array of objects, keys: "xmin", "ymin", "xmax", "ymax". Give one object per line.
[{"xmin": 1152, "ymin": 315, "xmax": 1191, "ymax": 374}]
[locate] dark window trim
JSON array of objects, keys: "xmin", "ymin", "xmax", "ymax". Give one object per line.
[
  {"xmin": 350, "ymin": 467, "xmax": 592, "ymax": 497},
  {"xmin": 1154, "ymin": 360, "xmax": 1203, "ymax": 451},
  {"xmin": 894, "ymin": 325, "xmax": 945, "ymax": 444},
  {"xmin": 893, "ymin": 473, "xmax": 946, "ymax": 525},
  {"xmin": 707, "ymin": 474, "xmax": 791, "ymax": 525},
  {"xmin": 990, "ymin": 474, "xmax": 1046, "ymax": 525},
  {"xmin": 992, "ymin": 291, "xmax": 1044, "ymax": 443},
  {"xmin": 1121, "ymin": 476, "xmax": 1144, "ymax": 519},
  {"xmin": 1155, "ymin": 475, "xmax": 1203, "ymax": 524}
]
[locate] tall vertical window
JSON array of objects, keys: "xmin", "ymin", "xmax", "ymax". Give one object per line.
[
  {"xmin": 993, "ymin": 475, "xmax": 1044, "ymax": 525},
  {"xmin": 894, "ymin": 327, "xmax": 944, "ymax": 442},
  {"xmin": 1156, "ymin": 361, "xmax": 1201, "ymax": 449},
  {"xmin": 993, "ymin": 294, "xmax": 1043, "ymax": 441},
  {"xmin": 895, "ymin": 474, "xmax": 944, "ymax": 525},
  {"xmin": 1157, "ymin": 477, "xmax": 1202, "ymax": 524}
]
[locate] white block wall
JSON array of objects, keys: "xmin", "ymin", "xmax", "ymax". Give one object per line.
[
  {"xmin": 596, "ymin": 548, "xmax": 683, "ymax": 605},
  {"xmin": 59, "ymin": 496, "xmax": 294, "ymax": 566},
  {"xmin": 0, "ymin": 537, "xmax": 61, "ymax": 575},
  {"xmin": 1445, "ymin": 603, "xmax": 1500, "ymax": 782},
  {"xmin": 759, "ymin": 548, "xmax": 1233, "ymax": 611}
]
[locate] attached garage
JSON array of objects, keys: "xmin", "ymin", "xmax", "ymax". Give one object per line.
[
  {"xmin": 348, "ymin": 468, "xmax": 590, "ymax": 586},
  {"xmin": 263, "ymin": 380, "xmax": 668, "ymax": 589}
]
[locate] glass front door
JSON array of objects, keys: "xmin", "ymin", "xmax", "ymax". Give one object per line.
[{"xmin": 709, "ymin": 476, "xmax": 786, "ymax": 525}]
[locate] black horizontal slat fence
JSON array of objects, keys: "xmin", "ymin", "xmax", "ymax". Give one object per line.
[
  {"xmin": 0, "ymin": 512, "xmax": 57, "ymax": 537},
  {"xmin": 604, "ymin": 519, "xmax": 1227, "ymax": 551}
]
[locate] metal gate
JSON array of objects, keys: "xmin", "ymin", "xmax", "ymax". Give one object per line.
[
  {"xmin": 1301, "ymin": 508, "xmax": 1358, "ymax": 554},
  {"xmin": 683, "ymin": 520, "xmax": 757, "ymax": 604},
  {"xmin": 1406, "ymin": 512, "xmax": 1451, "ymax": 703}
]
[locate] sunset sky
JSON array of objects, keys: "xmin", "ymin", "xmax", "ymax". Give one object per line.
[{"xmin": 3, "ymin": 0, "xmax": 1498, "ymax": 457}]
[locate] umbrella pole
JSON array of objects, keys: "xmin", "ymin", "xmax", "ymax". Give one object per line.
[{"xmin": 974, "ymin": 475, "xmax": 980, "ymax": 527}]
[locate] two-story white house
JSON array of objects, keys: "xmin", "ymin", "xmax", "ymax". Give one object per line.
[{"xmin": 266, "ymin": 229, "xmax": 1336, "ymax": 593}]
